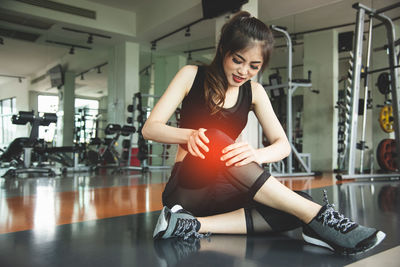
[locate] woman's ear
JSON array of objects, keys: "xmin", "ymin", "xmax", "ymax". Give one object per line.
[{"xmin": 217, "ymin": 43, "xmax": 225, "ymax": 55}]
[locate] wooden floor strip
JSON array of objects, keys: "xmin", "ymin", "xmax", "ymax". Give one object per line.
[
  {"xmin": 0, "ymin": 183, "xmax": 164, "ymax": 234},
  {"xmin": 0, "ymin": 174, "xmax": 337, "ymax": 234}
]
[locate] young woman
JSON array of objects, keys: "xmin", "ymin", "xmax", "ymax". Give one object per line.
[{"xmin": 142, "ymin": 11, "xmax": 385, "ymax": 255}]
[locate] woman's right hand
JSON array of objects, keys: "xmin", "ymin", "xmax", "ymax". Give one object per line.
[{"xmin": 187, "ymin": 128, "xmax": 209, "ymax": 159}]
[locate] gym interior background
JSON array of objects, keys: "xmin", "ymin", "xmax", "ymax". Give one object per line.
[{"xmin": 0, "ymin": 0, "xmax": 399, "ymax": 266}]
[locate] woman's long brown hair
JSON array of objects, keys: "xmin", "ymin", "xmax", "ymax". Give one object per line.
[{"xmin": 204, "ymin": 11, "xmax": 274, "ymax": 115}]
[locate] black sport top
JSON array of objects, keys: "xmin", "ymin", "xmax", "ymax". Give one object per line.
[{"xmin": 179, "ymin": 66, "xmax": 252, "ymax": 142}]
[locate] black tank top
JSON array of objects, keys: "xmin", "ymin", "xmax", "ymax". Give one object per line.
[{"xmin": 179, "ymin": 66, "xmax": 252, "ymax": 141}]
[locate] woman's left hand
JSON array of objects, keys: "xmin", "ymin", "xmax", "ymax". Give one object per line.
[{"xmin": 220, "ymin": 142, "xmax": 261, "ymax": 166}]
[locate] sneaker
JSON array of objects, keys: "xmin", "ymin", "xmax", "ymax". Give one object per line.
[
  {"xmin": 302, "ymin": 190, "xmax": 386, "ymax": 255},
  {"xmin": 153, "ymin": 204, "xmax": 211, "ymax": 240}
]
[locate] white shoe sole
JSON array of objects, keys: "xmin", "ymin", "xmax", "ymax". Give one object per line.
[
  {"xmin": 302, "ymin": 231, "xmax": 386, "ymax": 255},
  {"xmin": 153, "ymin": 206, "xmax": 169, "ymax": 239},
  {"xmin": 302, "ymin": 232, "xmax": 334, "ymax": 251}
]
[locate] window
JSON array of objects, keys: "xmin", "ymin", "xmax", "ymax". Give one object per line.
[
  {"xmin": 0, "ymin": 97, "xmax": 17, "ymax": 148},
  {"xmin": 37, "ymin": 95, "xmax": 59, "ymax": 142}
]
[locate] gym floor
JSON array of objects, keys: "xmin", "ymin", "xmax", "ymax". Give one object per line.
[{"xmin": 0, "ymin": 170, "xmax": 399, "ymax": 267}]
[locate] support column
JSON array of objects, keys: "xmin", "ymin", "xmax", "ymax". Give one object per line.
[
  {"xmin": 154, "ymin": 55, "xmax": 186, "ymax": 98},
  {"xmin": 107, "ymin": 41, "xmax": 140, "ymax": 126},
  {"xmin": 56, "ymin": 71, "xmax": 75, "ymax": 146},
  {"xmin": 303, "ymin": 30, "xmax": 338, "ymax": 171}
]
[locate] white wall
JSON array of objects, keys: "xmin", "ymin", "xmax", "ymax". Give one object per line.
[{"xmin": 303, "ymin": 29, "xmax": 338, "ymax": 172}]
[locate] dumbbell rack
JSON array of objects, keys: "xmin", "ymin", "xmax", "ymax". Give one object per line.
[
  {"xmin": 127, "ymin": 93, "xmax": 172, "ymax": 171},
  {"xmin": 264, "ymin": 25, "xmax": 314, "ymax": 177},
  {"xmin": 336, "ymin": 3, "xmax": 400, "ymax": 180},
  {"xmin": 336, "ymin": 70, "xmax": 352, "ymax": 171}
]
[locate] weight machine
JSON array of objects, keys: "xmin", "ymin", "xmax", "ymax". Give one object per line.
[
  {"xmin": 86, "ymin": 123, "xmax": 136, "ymax": 174},
  {"xmin": 0, "ymin": 111, "xmax": 58, "ymax": 177},
  {"xmin": 263, "ymin": 25, "xmax": 316, "ymax": 177},
  {"xmin": 336, "ymin": 3, "xmax": 400, "ymax": 180},
  {"xmin": 0, "ymin": 110, "xmax": 97, "ymax": 177}
]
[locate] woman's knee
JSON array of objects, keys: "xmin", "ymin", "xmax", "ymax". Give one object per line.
[{"xmin": 205, "ymin": 128, "xmax": 234, "ymax": 155}]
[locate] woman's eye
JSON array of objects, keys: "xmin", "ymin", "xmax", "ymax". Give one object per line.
[
  {"xmin": 232, "ymin": 58, "xmax": 241, "ymax": 64},
  {"xmin": 250, "ymin": 65, "xmax": 259, "ymax": 70}
]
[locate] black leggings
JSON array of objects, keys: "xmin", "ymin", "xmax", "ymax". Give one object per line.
[{"xmin": 162, "ymin": 128, "xmax": 312, "ymax": 233}]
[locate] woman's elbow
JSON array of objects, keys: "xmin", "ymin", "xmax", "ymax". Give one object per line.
[
  {"xmin": 284, "ymin": 139, "xmax": 291, "ymax": 157},
  {"xmin": 141, "ymin": 123, "xmax": 151, "ymax": 140}
]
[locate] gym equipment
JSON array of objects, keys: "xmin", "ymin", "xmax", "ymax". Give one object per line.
[
  {"xmin": 74, "ymin": 107, "xmax": 106, "ymax": 144},
  {"xmin": 377, "ymin": 72, "xmax": 391, "ymax": 95},
  {"xmin": 1, "ymin": 111, "xmax": 94, "ymax": 177},
  {"xmin": 336, "ymin": 62, "xmax": 354, "ymax": 171},
  {"xmin": 268, "ymin": 71, "xmax": 285, "ymax": 99},
  {"xmin": 263, "ymin": 25, "xmax": 316, "ymax": 177},
  {"xmin": 379, "ymin": 105, "xmax": 394, "ymax": 133},
  {"xmin": 1, "ymin": 111, "xmax": 58, "ymax": 177},
  {"xmin": 376, "ymin": 139, "xmax": 397, "ymax": 172},
  {"xmin": 358, "ymin": 12, "xmax": 373, "ymax": 174},
  {"xmin": 94, "ymin": 123, "xmax": 136, "ymax": 168},
  {"xmin": 336, "ymin": 3, "xmax": 400, "ymax": 180},
  {"xmin": 126, "ymin": 93, "xmax": 176, "ymax": 172}
]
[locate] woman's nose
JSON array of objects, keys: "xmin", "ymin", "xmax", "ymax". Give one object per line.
[{"xmin": 238, "ymin": 66, "xmax": 247, "ymax": 75}]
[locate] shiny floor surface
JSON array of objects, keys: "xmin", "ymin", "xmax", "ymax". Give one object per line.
[{"xmin": 0, "ymin": 170, "xmax": 399, "ymax": 267}]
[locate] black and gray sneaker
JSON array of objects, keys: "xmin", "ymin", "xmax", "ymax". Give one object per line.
[
  {"xmin": 302, "ymin": 190, "xmax": 386, "ymax": 255},
  {"xmin": 153, "ymin": 205, "xmax": 211, "ymax": 240}
]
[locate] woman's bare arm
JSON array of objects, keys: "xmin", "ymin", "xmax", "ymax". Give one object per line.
[{"xmin": 251, "ymin": 81, "xmax": 291, "ymax": 163}]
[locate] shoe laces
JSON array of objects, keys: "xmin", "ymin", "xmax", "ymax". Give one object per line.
[
  {"xmin": 318, "ymin": 189, "xmax": 356, "ymax": 233},
  {"xmin": 173, "ymin": 218, "xmax": 211, "ymax": 240}
]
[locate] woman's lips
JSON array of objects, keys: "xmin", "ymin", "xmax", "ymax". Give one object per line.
[{"xmin": 232, "ymin": 74, "xmax": 245, "ymax": 83}]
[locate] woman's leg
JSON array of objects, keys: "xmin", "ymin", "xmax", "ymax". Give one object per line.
[
  {"xmin": 198, "ymin": 208, "xmax": 246, "ymax": 234},
  {"xmin": 162, "ymin": 127, "xmax": 318, "ymax": 234},
  {"xmin": 253, "ymin": 177, "xmax": 321, "ymax": 223},
  {"xmin": 198, "ymin": 191, "xmax": 314, "ymax": 234},
  {"xmin": 158, "ymin": 129, "xmax": 385, "ymax": 254},
  {"xmin": 197, "ymin": 128, "xmax": 320, "ymax": 223}
]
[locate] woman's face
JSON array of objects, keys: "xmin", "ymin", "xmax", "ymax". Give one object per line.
[{"xmin": 223, "ymin": 44, "xmax": 263, "ymax": 89}]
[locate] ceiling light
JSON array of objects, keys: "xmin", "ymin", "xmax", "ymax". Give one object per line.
[
  {"xmin": 87, "ymin": 34, "xmax": 93, "ymax": 44},
  {"xmin": 18, "ymin": 77, "xmax": 22, "ymax": 83},
  {"xmin": 188, "ymin": 52, "xmax": 192, "ymax": 60},
  {"xmin": 80, "ymin": 74, "xmax": 84, "ymax": 80},
  {"xmin": 97, "ymin": 67, "xmax": 101, "ymax": 74},
  {"xmin": 151, "ymin": 42, "xmax": 156, "ymax": 51},
  {"xmin": 69, "ymin": 46, "xmax": 75, "ymax": 55},
  {"xmin": 185, "ymin": 27, "xmax": 191, "ymax": 37}
]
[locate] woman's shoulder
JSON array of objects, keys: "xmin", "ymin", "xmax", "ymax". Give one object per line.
[
  {"xmin": 249, "ymin": 80, "xmax": 266, "ymax": 94},
  {"xmin": 250, "ymin": 80, "xmax": 269, "ymax": 104},
  {"xmin": 176, "ymin": 65, "xmax": 200, "ymax": 96},
  {"xmin": 180, "ymin": 65, "xmax": 199, "ymax": 76}
]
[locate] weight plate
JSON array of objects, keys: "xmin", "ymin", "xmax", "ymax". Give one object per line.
[
  {"xmin": 379, "ymin": 105, "xmax": 394, "ymax": 133},
  {"xmin": 377, "ymin": 72, "xmax": 391, "ymax": 95},
  {"xmin": 376, "ymin": 138, "xmax": 397, "ymax": 172}
]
